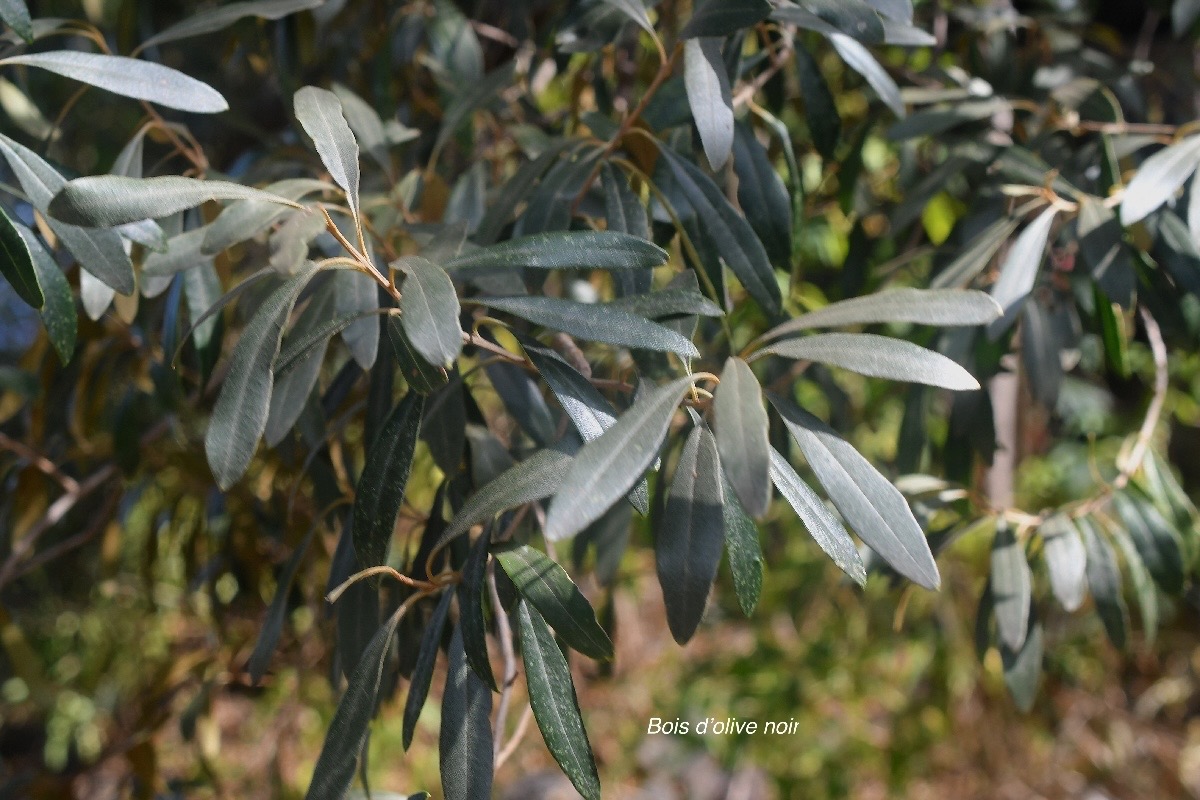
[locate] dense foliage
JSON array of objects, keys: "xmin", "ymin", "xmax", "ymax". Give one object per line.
[{"xmin": 3, "ymin": 0, "xmax": 1200, "ymax": 797}]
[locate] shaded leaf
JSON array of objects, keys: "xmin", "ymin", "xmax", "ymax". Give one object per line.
[
  {"xmin": 353, "ymin": 392, "xmax": 425, "ymax": 570},
  {"xmin": 769, "ymin": 447, "xmax": 866, "ymax": 585},
  {"xmin": 440, "ymin": 626, "xmax": 493, "ymax": 800},
  {"xmin": 545, "ymin": 376, "xmax": 694, "ymax": 541},
  {"xmin": 733, "ymin": 121, "xmax": 793, "ymax": 265},
  {"xmin": 205, "ymin": 263, "xmax": 320, "ymax": 489},
  {"xmin": 248, "ymin": 522, "xmax": 318, "ymax": 684},
  {"xmin": 657, "ymin": 424, "xmax": 725, "ymax": 644},
  {"xmin": 829, "ymin": 32, "xmax": 904, "ymax": 117},
  {"xmin": 444, "ymin": 231, "xmax": 666, "ymax": 273},
  {"xmin": 516, "ymin": 600, "xmax": 602, "ymax": 800},
  {"xmin": 0, "ymin": 51, "xmax": 227, "ymax": 112},
  {"xmin": 1078, "ymin": 196, "xmax": 1135, "ymax": 308},
  {"xmin": 802, "ymin": 0, "xmax": 885, "ymax": 44},
  {"xmin": 18, "ymin": 225, "xmax": 75, "ymax": 363},
  {"xmin": 721, "ymin": 473, "xmax": 764, "ymax": 615},
  {"xmin": 1001, "ymin": 616, "xmax": 1043, "ymax": 713},
  {"xmin": 141, "ymin": 0, "xmax": 325, "ymax": 49},
  {"xmin": 681, "ymin": 0, "xmax": 771, "ymax": 38},
  {"xmin": 1113, "ymin": 491, "xmax": 1185, "ymax": 594},
  {"xmin": 496, "ymin": 544, "xmax": 613, "ymax": 660},
  {"xmin": 0, "ymin": 1, "xmax": 32, "ymax": 42},
  {"xmin": 403, "ymin": 589, "xmax": 453, "ymax": 750},
  {"xmin": 0, "ymin": 205, "xmax": 40, "ymax": 308},
  {"xmin": 1079, "ymin": 516, "xmax": 1127, "ymax": 649},
  {"xmin": 771, "ymin": 396, "xmax": 939, "ymax": 589},
  {"xmin": 202, "ymin": 178, "xmax": 332, "ymax": 254},
  {"xmin": 304, "ymin": 609, "xmax": 403, "ymax": 800},
  {"xmin": 457, "ymin": 529, "xmax": 496, "ymax": 690},
  {"xmin": 388, "ymin": 317, "xmax": 450, "ymax": 394},
  {"xmin": 265, "ymin": 290, "xmax": 337, "ymax": 446},
  {"xmin": 794, "ymin": 42, "xmax": 841, "ymax": 161}
]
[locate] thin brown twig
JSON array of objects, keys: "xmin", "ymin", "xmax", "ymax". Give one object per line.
[
  {"xmin": 494, "ymin": 704, "xmax": 535, "ymax": 770},
  {"xmin": 489, "ymin": 565, "xmax": 519, "ymax": 759},
  {"xmin": 0, "ymin": 432, "xmax": 78, "ymax": 492}
]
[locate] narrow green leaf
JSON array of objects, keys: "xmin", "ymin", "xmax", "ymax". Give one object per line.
[
  {"xmin": 517, "ymin": 600, "xmax": 602, "ymax": 800},
  {"xmin": 930, "ymin": 216, "xmax": 1020, "ymax": 290},
  {"xmin": 1020, "ymin": 301, "xmax": 1063, "ymax": 409},
  {"xmin": 141, "ymin": 0, "xmax": 324, "ymax": 49},
  {"xmin": 275, "ymin": 309, "xmax": 379, "ymax": 379},
  {"xmin": 1041, "ymin": 514, "xmax": 1087, "ymax": 612},
  {"xmin": 829, "ymin": 32, "xmax": 905, "ymax": 117},
  {"xmin": 545, "ymin": 376, "xmax": 694, "ymax": 541},
  {"xmin": 18, "ymin": 225, "xmax": 75, "ymax": 363},
  {"xmin": 202, "ymin": 178, "xmax": 332, "ymax": 254},
  {"xmin": 1107, "ymin": 516, "xmax": 1160, "ymax": 644},
  {"xmin": 248, "ymin": 522, "xmax": 318, "ymax": 684},
  {"xmin": 457, "ymin": 529, "xmax": 496, "ymax": 690},
  {"xmin": 684, "ymin": 38, "xmax": 734, "ymax": 171},
  {"xmin": 0, "ymin": 51, "xmax": 227, "ymax": 113},
  {"xmin": 733, "ymin": 121, "xmax": 793, "ymax": 266},
  {"xmin": 205, "ymin": 263, "xmax": 321, "ymax": 489},
  {"xmin": 601, "ymin": 0, "xmax": 655, "ymax": 36},
  {"xmin": 1120, "ymin": 134, "xmax": 1200, "ymax": 225},
  {"xmin": 763, "ymin": 288, "xmax": 1001, "ymax": 337},
  {"xmin": 402, "ymin": 589, "xmax": 453, "ymax": 750},
  {"xmin": 388, "ymin": 317, "xmax": 450, "ymax": 394},
  {"xmin": 715, "ymin": 357, "xmax": 771, "ymax": 517},
  {"xmin": 0, "ymin": 0, "xmax": 33, "ymax": 42},
  {"xmin": 794, "ymin": 42, "xmax": 841, "ymax": 161},
  {"xmin": 771, "ymin": 396, "xmax": 939, "ymax": 589},
  {"xmin": 440, "ymin": 625, "xmax": 493, "ymax": 800},
  {"xmin": 444, "ymin": 231, "xmax": 667, "ymax": 273},
  {"xmin": 866, "ymin": 0, "xmax": 912, "ymax": 23},
  {"xmin": 1079, "ymin": 515, "xmax": 1127, "ymax": 649},
  {"xmin": 1078, "ymin": 196, "xmax": 1135, "ymax": 308},
  {"xmin": 988, "ymin": 206, "xmax": 1057, "ymax": 339},
  {"xmin": 438, "ymin": 448, "xmax": 575, "ymax": 550},
  {"xmin": 353, "ymin": 392, "xmax": 425, "ymax": 570},
  {"xmin": 434, "ymin": 60, "xmax": 514, "ymax": 154},
  {"xmin": 496, "ymin": 544, "xmax": 613, "ymax": 660},
  {"xmin": 758, "ymin": 332, "xmax": 980, "ymax": 390},
  {"xmin": 656, "ymin": 424, "xmax": 725, "ymax": 644},
  {"xmin": 659, "ymin": 146, "xmax": 783, "ymax": 316},
  {"xmin": 680, "ymin": 0, "xmax": 771, "ymax": 38},
  {"xmin": 0, "ymin": 134, "xmax": 134, "ymax": 294},
  {"xmin": 294, "ymin": 85, "xmax": 361, "ymax": 220},
  {"xmin": 265, "ymin": 290, "xmax": 336, "ymax": 447},
  {"xmin": 479, "ymin": 295, "xmax": 699, "ymax": 358},
  {"xmin": 0, "ymin": 205, "xmax": 40, "ymax": 308},
  {"xmin": 606, "ymin": 287, "xmax": 724, "ymax": 320},
  {"xmin": 990, "ymin": 525, "xmax": 1031, "ymax": 651},
  {"xmin": 802, "ymin": 0, "xmax": 885, "ymax": 44},
  {"xmin": 48, "ymin": 175, "xmax": 300, "ymax": 228},
  {"xmin": 1113, "ymin": 491, "xmax": 1185, "ymax": 594},
  {"xmin": 1001, "ymin": 617, "xmax": 1043, "ymax": 713},
  {"xmin": 304, "ymin": 608, "xmax": 403, "ymax": 800},
  {"xmin": 720, "ymin": 473, "xmax": 764, "ymax": 616},
  {"xmin": 396, "ymin": 256, "xmax": 462, "ymax": 368},
  {"xmin": 769, "ymin": 447, "xmax": 866, "ymax": 585}
]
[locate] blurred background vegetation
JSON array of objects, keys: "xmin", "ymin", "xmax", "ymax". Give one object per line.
[{"xmin": 2, "ymin": 0, "xmax": 1200, "ymax": 797}]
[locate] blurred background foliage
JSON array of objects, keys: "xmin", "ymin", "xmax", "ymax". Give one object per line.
[{"xmin": 2, "ymin": 0, "xmax": 1200, "ymax": 797}]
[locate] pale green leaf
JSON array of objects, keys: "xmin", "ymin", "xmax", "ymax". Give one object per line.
[
  {"xmin": 397, "ymin": 256, "xmax": 462, "ymax": 368},
  {"xmin": 764, "ymin": 288, "xmax": 1001, "ymax": 337},
  {"xmin": 757, "ymin": 332, "xmax": 980, "ymax": 390},
  {"xmin": 715, "ymin": 357, "xmax": 771, "ymax": 517},
  {"xmin": 684, "ymin": 38, "xmax": 734, "ymax": 171},
  {"xmin": 294, "ymin": 85, "xmax": 361, "ymax": 220}
]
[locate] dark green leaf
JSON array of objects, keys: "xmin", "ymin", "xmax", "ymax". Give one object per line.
[
  {"xmin": 1107, "ymin": 516, "xmax": 1160, "ymax": 644},
  {"xmin": 1041, "ymin": 515, "xmax": 1087, "ymax": 612},
  {"xmin": 0, "ymin": 51, "xmax": 227, "ymax": 113},
  {"xmin": 769, "ymin": 447, "xmax": 866, "ymax": 585},
  {"xmin": 607, "ymin": 287, "xmax": 724, "ymax": 319},
  {"xmin": 440, "ymin": 625, "xmax": 493, "ymax": 800},
  {"xmin": 1020, "ymin": 301, "xmax": 1063, "ymax": 409},
  {"xmin": 1079, "ymin": 516, "xmax": 1127, "ymax": 649},
  {"xmin": 771, "ymin": 396, "xmax": 939, "ymax": 589},
  {"xmin": 680, "ymin": 0, "xmax": 771, "ymax": 38},
  {"xmin": 656, "ymin": 424, "xmax": 725, "ymax": 644},
  {"xmin": 457, "ymin": 529, "xmax": 496, "ymax": 690},
  {"xmin": 1078, "ymin": 196, "xmax": 1135, "ymax": 308},
  {"xmin": 18, "ymin": 225, "xmax": 75, "ymax": 363},
  {"xmin": 545, "ymin": 376, "xmax": 694, "ymax": 541},
  {"xmin": 353, "ymin": 392, "xmax": 425, "ymax": 570},
  {"xmin": 479, "ymin": 295, "xmax": 699, "ymax": 357},
  {"xmin": 294, "ymin": 85, "xmax": 361, "ymax": 220},
  {"xmin": 141, "ymin": 0, "xmax": 324, "ymax": 49},
  {"xmin": 1001, "ymin": 616, "xmax": 1043, "ymax": 713},
  {"xmin": 758, "ymin": 332, "xmax": 979, "ymax": 390},
  {"xmin": 684, "ymin": 38, "xmax": 734, "ymax": 171},
  {"xmin": 827, "ymin": 32, "xmax": 904, "ymax": 117},
  {"xmin": 801, "ymin": 0, "xmax": 885, "ymax": 44},
  {"xmin": 388, "ymin": 317, "xmax": 450, "ymax": 393},
  {"xmin": 1113, "ymin": 491, "xmax": 1185, "ymax": 594},
  {"xmin": 332, "ymin": 268, "xmax": 378, "ymax": 370},
  {"xmin": 403, "ymin": 589, "xmax": 453, "ymax": 750},
  {"xmin": 444, "ymin": 231, "xmax": 667, "ymax": 273},
  {"xmin": 265, "ymin": 291, "xmax": 336, "ymax": 446},
  {"xmin": 248, "ymin": 522, "xmax": 318, "ymax": 684},
  {"xmin": 516, "ymin": 600, "xmax": 602, "ymax": 800},
  {"xmin": 794, "ymin": 42, "xmax": 841, "ymax": 161},
  {"xmin": 659, "ymin": 146, "xmax": 782, "ymax": 315},
  {"xmin": 990, "ymin": 525, "xmax": 1031, "ymax": 651},
  {"xmin": 304, "ymin": 608, "xmax": 403, "ymax": 800},
  {"xmin": 733, "ymin": 121, "xmax": 793, "ymax": 265},
  {"xmin": 496, "ymin": 544, "xmax": 613, "ymax": 660},
  {"xmin": 715, "ymin": 357, "xmax": 771, "ymax": 517},
  {"xmin": 397, "ymin": 256, "xmax": 462, "ymax": 368},
  {"xmin": 206, "ymin": 263, "xmax": 320, "ymax": 489},
  {"xmin": 0, "ymin": 206, "xmax": 39, "ymax": 309}
]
